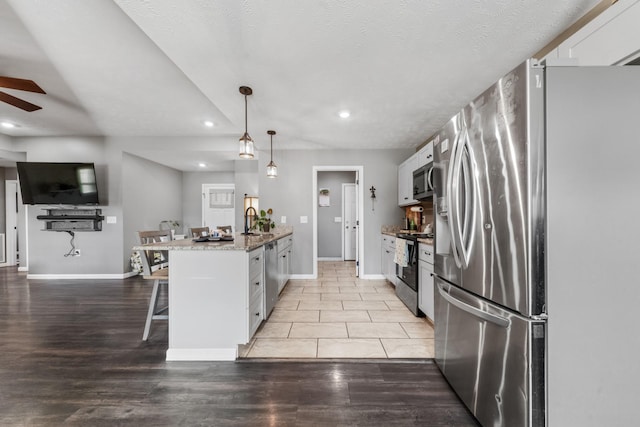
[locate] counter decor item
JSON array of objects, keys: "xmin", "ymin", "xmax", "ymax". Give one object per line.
[{"xmin": 253, "ymin": 208, "xmax": 275, "ymax": 233}]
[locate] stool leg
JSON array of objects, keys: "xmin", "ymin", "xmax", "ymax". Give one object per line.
[{"xmin": 142, "ymin": 279, "xmax": 161, "ymax": 341}]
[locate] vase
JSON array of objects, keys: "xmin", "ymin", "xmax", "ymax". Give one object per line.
[{"xmin": 262, "ymin": 223, "xmax": 270, "ymax": 233}]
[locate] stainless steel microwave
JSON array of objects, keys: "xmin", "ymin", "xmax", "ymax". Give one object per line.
[{"xmin": 413, "ymin": 163, "xmax": 434, "ymax": 199}]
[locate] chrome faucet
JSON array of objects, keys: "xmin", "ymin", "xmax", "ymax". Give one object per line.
[{"xmin": 243, "ymin": 206, "xmax": 257, "ymax": 235}]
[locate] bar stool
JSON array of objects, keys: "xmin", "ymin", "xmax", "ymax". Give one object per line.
[{"xmin": 137, "ymin": 230, "xmax": 171, "ymax": 341}]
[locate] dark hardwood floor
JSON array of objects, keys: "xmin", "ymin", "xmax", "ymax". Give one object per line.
[{"xmin": 0, "ymin": 266, "xmax": 478, "ymax": 426}]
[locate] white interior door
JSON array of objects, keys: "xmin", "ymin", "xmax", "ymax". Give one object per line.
[
  {"xmin": 4, "ymin": 180, "xmax": 18, "ymax": 266},
  {"xmin": 343, "ymin": 183, "xmax": 356, "ymax": 261},
  {"xmin": 202, "ymin": 184, "xmax": 235, "ymax": 232},
  {"xmin": 354, "ymin": 171, "xmax": 360, "ymax": 277}
]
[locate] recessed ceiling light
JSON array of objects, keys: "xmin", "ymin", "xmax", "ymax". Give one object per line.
[
  {"xmin": 203, "ymin": 120, "xmax": 214, "ymax": 128},
  {"xmin": 1, "ymin": 122, "xmax": 16, "ymax": 129},
  {"xmin": 198, "ymin": 162, "xmax": 207, "ymax": 168},
  {"xmin": 339, "ymin": 110, "xmax": 350, "ymax": 119}
]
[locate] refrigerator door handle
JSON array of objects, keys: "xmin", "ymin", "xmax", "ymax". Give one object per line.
[
  {"xmin": 437, "ymin": 282, "xmax": 511, "ymax": 328},
  {"xmin": 459, "ymin": 128, "xmax": 476, "ymax": 268},
  {"xmin": 449, "ymin": 128, "xmax": 467, "ymax": 268}
]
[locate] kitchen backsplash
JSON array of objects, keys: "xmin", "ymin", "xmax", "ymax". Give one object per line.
[{"xmin": 404, "ymin": 200, "xmax": 433, "ymax": 231}]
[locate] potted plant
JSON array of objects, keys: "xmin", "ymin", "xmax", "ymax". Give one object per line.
[{"xmin": 253, "ymin": 208, "xmax": 275, "ymax": 233}]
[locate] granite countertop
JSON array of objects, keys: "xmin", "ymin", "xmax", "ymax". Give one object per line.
[
  {"xmin": 417, "ymin": 237, "xmax": 434, "ymax": 246},
  {"xmin": 381, "ymin": 225, "xmax": 433, "ymax": 246},
  {"xmin": 133, "ymin": 227, "xmax": 293, "ymax": 252}
]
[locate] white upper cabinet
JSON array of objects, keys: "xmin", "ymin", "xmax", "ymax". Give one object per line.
[
  {"xmin": 398, "ymin": 141, "xmax": 433, "ymax": 207},
  {"xmin": 542, "ymin": 0, "xmax": 640, "ymax": 66},
  {"xmin": 417, "ymin": 142, "xmax": 433, "ymax": 167},
  {"xmin": 398, "ymin": 155, "xmax": 419, "ymax": 206}
]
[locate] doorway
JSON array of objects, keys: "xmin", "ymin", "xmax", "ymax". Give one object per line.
[
  {"xmin": 1, "ymin": 180, "xmax": 18, "ymax": 267},
  {"xmin": 201, "ymin": 184, "xmax": 235, "ymax": 232},
  {"xmin": 312, "ymin": 166, "xmax": 363, "ymax": 278}
]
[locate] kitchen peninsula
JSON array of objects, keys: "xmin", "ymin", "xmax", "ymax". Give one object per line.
[{"xmin": 134, "ymin": 227, "xmax": 293, "ymax": 361}]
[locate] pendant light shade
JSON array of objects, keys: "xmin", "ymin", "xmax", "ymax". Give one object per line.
[
  {"xmin": 266, "ymin": 130, "xmax": 278, "ymax": 178},
  {"xmin": 238, "ymin": 86, "xmax": 254, "ymax": 158}
]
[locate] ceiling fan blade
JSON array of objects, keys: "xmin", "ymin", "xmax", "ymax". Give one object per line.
[
  {"xmin": 0, "ymin": 91, "xmax": 42, "ymax": 112},
  {"xmin": 0, "ymin": 76, "xmax": 46, "ymax": 94}
]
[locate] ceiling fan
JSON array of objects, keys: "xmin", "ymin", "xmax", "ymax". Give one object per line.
[{"xmin": 0, "ymin": 76, "xmax": 46, "ymax": 112}]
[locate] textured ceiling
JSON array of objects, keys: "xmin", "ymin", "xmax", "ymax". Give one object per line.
[{"xmin": 0, "ymin": 0, "xmax": 600, "ymax": 170}]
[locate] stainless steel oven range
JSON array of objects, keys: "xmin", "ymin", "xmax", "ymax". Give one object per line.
[{"xmin": 395, "ymin": 233, "xmax": 431, "ymax": 316}]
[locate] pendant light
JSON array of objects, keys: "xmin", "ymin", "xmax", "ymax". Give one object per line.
[
  {"xmin": 266, "ymin": 130, "xmax": 278, "ymax": 178},
  {"xmin": 238, "ymin": 86, "xmax": 254, "ymax": 158}
]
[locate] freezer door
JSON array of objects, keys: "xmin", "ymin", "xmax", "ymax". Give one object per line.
[{"xmin": 435, "ymin": 277, "xmax": 545, "ymax": 427}]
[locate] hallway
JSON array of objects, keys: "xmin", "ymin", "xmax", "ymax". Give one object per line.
[{"xmin": 243, "ymin": 261, "xmax": 434, "ymax": 358}]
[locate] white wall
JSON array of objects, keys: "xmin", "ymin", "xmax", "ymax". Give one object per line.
[
  {"xmin": 258, "ymin": 148, "xmax": 411, "ymax": 276},
  {"xmin": 122, "ymin": 152, "xmax": 183, "ymax": 272},
  {"xmin": 12, "ymin": 136, "xmax": 124, "ymax": 275}
]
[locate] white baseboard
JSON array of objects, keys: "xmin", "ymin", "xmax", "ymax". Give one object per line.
[
  {"xmin": 359, "ymin": 274, "xmax": 386, "ymax": 280},
  {"xmin": 27, "ymin": 271, "xmax": 139, "ymax": 280},
  {"xmin": 289, "ymin": 274, "xmax": 316, "ymax": 280},
  {"xmin": 166, "ymin": 348, "xmax": 237, "ymax": 361},
  {"xmin": 18, "ymin": 266, "xmax": 28, "ymax": 272},
  {"xmin": 317, "ymin": 257, "xmax": 343, "ymax": 261}
]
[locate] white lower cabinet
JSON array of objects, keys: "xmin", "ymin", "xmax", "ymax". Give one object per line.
[
  {"xmin": 248, "ymin": 247, "xmax": 265, "ymax": 338},
  {"xmin": 277, "ymin": 235, "xmax": 293, "ymax": 294},
  {"xmin": 418, "ymin": 243, "xmax": 434, "ymax": 323},
  {"xmin": 381, "ymin": 234, "xmax": 397, "ymax": 286}
]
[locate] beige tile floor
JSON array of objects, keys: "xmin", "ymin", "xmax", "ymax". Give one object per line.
[{"xmin": 243, "ymin": 261, "xmax": 434, "ymax": 359}]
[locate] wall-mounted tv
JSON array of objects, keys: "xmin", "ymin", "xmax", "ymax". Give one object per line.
[{"xmin": 16, "ymin": 162, "xmax": 100, "ymax": 205}]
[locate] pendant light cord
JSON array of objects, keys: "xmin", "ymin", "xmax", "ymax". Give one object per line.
[{"xmin": 244, "ymin": 94, "xmax": 248, "ymax": 134}]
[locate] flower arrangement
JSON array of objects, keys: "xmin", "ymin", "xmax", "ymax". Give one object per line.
[{"xmin": 252, "ymin": 208, "xmax": 275, "ymax": 232}]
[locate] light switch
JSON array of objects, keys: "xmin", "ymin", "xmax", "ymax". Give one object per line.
[
  {"xmin": 280, "ymin": 216, "xmax": 286, "ymax": 224},
  {"xmin": 106, "ymin": 216, "xmax": 117, "ymax": 224},
  {"xmin": 334, "ymin": 217, "xmax": 342, "ymax": 223},
  {"xmin": 300, "ymin": 216, "xmax": 308, "ymax": 224}
]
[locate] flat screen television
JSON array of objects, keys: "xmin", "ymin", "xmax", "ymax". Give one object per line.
[{"xmin": 16, "ymin": 162, "xmax": 100, "ymax": 205}]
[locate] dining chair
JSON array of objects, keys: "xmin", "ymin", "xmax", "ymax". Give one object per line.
[
  {"xmin": 216, "ymin": 225, "xmax": 233, "ymax": 234},
  {"xmin": 189, "ymin": 227, "xmax": 209, "ymax": 238}
]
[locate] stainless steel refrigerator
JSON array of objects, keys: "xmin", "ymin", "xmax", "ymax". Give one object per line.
[{"xmin": 433, "ymin": 60, "xmax": 640, "ymax": 427}]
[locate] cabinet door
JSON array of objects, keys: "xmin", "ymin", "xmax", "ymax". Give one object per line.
[
  {"xmin": 419, "ymin": 261, "xmax": 435, "ymax": 322},
  {"xmin": 398, "ymin": 155, "xmax": 419, "ymax": 206},
  {"xmin": 417, "ymin": 142, "xmax": 434, "ymax": 168},
  {"xmin": 277, "ymin": 250, "xmax": 287, "ymax": 294},
  {"xmin": 381, "ymin": 245, "xmax": 389, "ymax": 281}
]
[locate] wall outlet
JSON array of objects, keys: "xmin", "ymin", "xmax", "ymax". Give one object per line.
[
  {"xmin": 334, "ymin": 217, "xmax": 342, "ymax": 223},
  {"xmin": 73, "ymin": 249, "xmax": 81, "ymax": 256},
  {"xmin": 280, "ymin": 216, "xmax": 286, "ymax": 224},
  {"xmin": 300, "ymin": 216, "xmax": 308, "ymax": 224}
]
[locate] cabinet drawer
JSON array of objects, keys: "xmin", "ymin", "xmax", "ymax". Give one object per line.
[
  {"xmin": 249, "ymin": 248, "xmax": 264, "ymax": 279},
  {"xmin": 418, "ymin": 243, "xmax": 434, "ymax": 264},
  {"xmin": 382, "ymin": 234, "xmax": 396, "ymax": 250},
  {"xmin": 249, "ymin": 271, "xmax": 263, "ymax": 303},
  {"xmin": 277, "ymin": 235, "xmax": 293, "ymax": 251}
]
